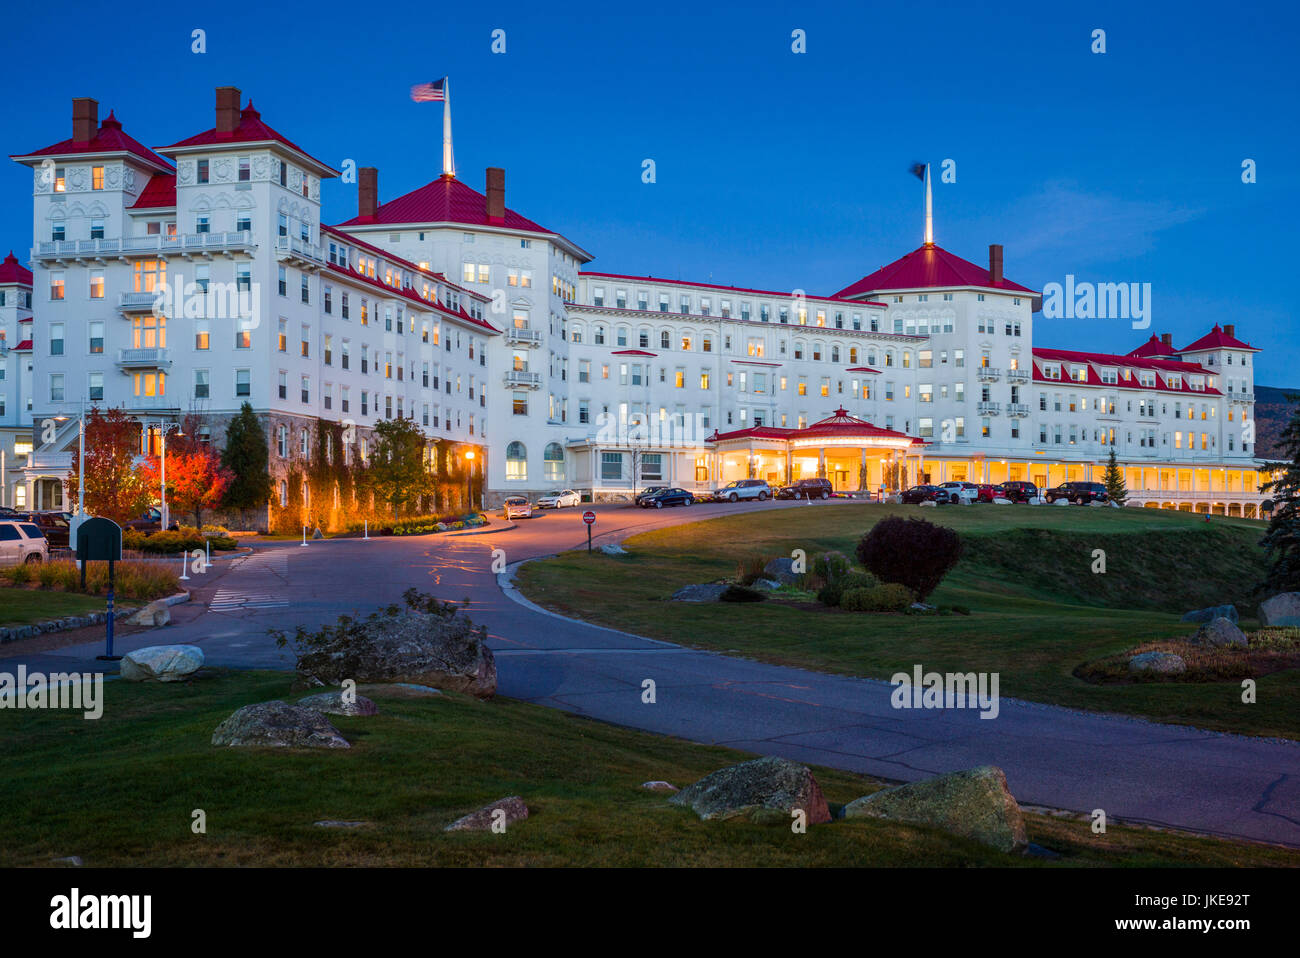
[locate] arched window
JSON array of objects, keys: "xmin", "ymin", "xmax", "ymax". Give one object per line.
[
  {"xmin": 544, "ymin": 442, "xmax": 565, "ymax": 481},
  {"xmin": 885, "ymin": 349, "xmax": 895, "ymax": 367},
  {"xmin": 570, "ymin": 323, "xmax": 583, "ymax": 344},
  {"xmin": 616, "ymin": 326, "xmax": 629, "ymax": 347},
  {"xmin": 868, "ymin": 348, "xmax": 877, "ymax": 366},
  {"xmin": 638, "ymin": 326, "xmax": 651, "ymax": 349},
  {"xmin": 660, "ymin": 330, "xmax": 670, "ymax": 350},
  {"xmin": 903, "ymin": 350, "xmax": 912, "ymax": 369},
  {"xmin": 506, "ymin": 441, "xmax": 527, "ymax": 481},
  {"xmin": 594, "ymin": 324, "xmax": 606, "ymax": 345},
  {"xmin": 831, "ymin": 345, "xmax": 840, "ymax": 363}
]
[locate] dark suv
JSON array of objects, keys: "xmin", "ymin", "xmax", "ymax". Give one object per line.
[
  {"xmin": 1000, "ymin": 481, "xmax": 1039, "ymax": 503},
  {"xmin": 900, "ymin": 484, "xmax": 938, "ymax": 504},
  {"xmin": 1046, "ymin": 481, "xmax": 1109, "ymax": 505},
  {"xmin": 777, "ymin": 478, "xmax": 833, "ymax": 500}
]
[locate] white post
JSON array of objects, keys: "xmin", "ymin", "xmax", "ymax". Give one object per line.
[
  {"xmin": 363, "ymin": 519, "xmax": 369, "ymax": 541},
  {"xmin": 442, "ymin": 78, "xmax": 455, "ymax": 177},
  {"xmin": 301, "ymin": 525, "xmax": 308, "ymax": 547},
  {"xmin": 924, "ymin": 163, "xmax": 933, "ymax": 246},
  {"xmin": 179, "ymin": 548, "xmax": 190, "ymax": 581},
  {"xmin": 205, "ymin": 537, "xmax": 210, "ymax": 566},
  {"xmin": 77, "ymin": 408, "xmax": 85, "ymax": 517}
]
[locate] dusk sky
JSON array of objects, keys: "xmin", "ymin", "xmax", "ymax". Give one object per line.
[{"xmin": 3, "ymin": 0, "xmax": 1296, "ymax": 380}]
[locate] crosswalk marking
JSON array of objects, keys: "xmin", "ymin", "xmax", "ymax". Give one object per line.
[{"xmin": 209, "ymin": 549, "xmax": 290, "ymax": 612}]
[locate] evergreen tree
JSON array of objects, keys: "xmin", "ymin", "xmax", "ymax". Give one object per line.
[
  {"xmin": 1259, "ymin": 394, "xmax": 1300, "ymax": 595},
  {"xmin": 370, "ymin": 416, "xmax": 432, "ymax": 516},
  {"xmin": 220, "ymin": 403, "xmax": 273, "ymax": 524},
  {"xmin": 1102, "ymin": 448, "xmax": 1128, "ymax": 505}
]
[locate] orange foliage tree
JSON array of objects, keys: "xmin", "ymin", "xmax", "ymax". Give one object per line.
[{"xmin": 66, "ymin": 407, "xmax": 154, "ymax": 523}]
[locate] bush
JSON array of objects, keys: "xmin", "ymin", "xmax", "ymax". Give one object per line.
[
  {"xmin": 811, "ymin": 551, "xmax": 851, "ymax": 583},
  {"xmin": 818, "ymin": 570, "xmax": 878, "ymax": 607},
  {"xmin": 736, "ymin": 553, "xmax": 770, "ymax": 585},
  {"xmin": 856, "ymin": 516, "xmax": 963, "ymax": 601},
  {"xmin": 201, "ymin": 524, "xmax": 230, "ymax": 537},
  {"xmin": 719, "ymin": 584, "xmax": 765, "ymax": 603},
  {"xmin": 841, "ymin": 583, "xmax": 914, "ymax": 613},
  {"xmin": 2, "ymin": 559, "xmax": 180, "ymax": 601}
]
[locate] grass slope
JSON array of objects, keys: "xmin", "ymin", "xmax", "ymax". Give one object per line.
[{"xmin": 0, "ymin": 587, "xmax": 106, "ymax": 627}]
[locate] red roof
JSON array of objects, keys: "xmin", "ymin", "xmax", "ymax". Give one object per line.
[
  {"xmin": 610, "ymin": 349, "xmax": 656, "ymax": 357},
  {"xmin": 1128, "ymin": 335, "xmax": 1177, "ymax": 358},
  {"xmin": 583, "ymin": 271, "xmax": 888, "ymax": 308},
  {"xmin": 707, "ymin": 408, "xmax": 918, "ymax": 445},
  {"xmin": 0, "ymin": 251, "xmax": 32, "ymax": 286},
  {"xmin": 845, "ymin": 366, "xmax": 882, "ymax": 374},
  {"xmin": 707, "ymin": 425, "xmax": 796, "ymax": 442},
  {"xmin": 320, "ymin": 260, "xmax": 498, "ymax": 334},
  {"xmin": 12, "ymin": 339, "xmax": 33, "ymax": 351},
  {"xmin": 1032, "ymin": 347, "xmax": 1222, "ymax": 395},
  {"xmin": 11, "ymin": 111, "xmax": 172, "ymax": 172},
  {"xmin": 318, "ymin": 224, "xmax": 484, "ymax": 304},
  {"xmin": 835, "ymin": 244, "xmax": 1035, "ymax": 298},
  {"xmin": 131, "ymin": 173, "xmax": 177, "ymax": 209},
  {"xmin": 1179, "ymin": 324, "xmax": 1259, "ymax": 353},
  {"xmin": 337, "ymin": 173, "xmax": 552, "ymax": 234},
  {"xmin": 157, "ymin": 102, "xmax": 337, "ymax": 175}
]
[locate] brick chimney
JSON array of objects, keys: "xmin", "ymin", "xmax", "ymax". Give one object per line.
[
  {"xmin": 358, "ymin": 167, "xmax": 378, "ymax": 220},
  {"xmin": 72, "ymin": 98, "xmax": 98, "ymax": 145},
  {"xmin": 1161, "ymin": 333, "xmax": 1173, "ymax": 347},
  {"xmin": 1224, "ymin": 324, "xmax": 1236, "ymax": 338},
  {"xmin": 486, "ymin": 167, "xmax": 505, "ymax": 224},
  {"xmin": 988, "ymin": 244, "xmax": 1004, "ymax": 285},
  {"xmin": 215, "ymin": 86, "xmax": 241, "ymax": 134}
]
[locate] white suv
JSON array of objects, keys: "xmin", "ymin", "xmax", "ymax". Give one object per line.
[
  {"xmin": 713, "ymin": 479, "xmax": 772, "ymax": 503},
  {"xmin": 0, "ymin": 520, "xmax": 49, "ymax": 566}
]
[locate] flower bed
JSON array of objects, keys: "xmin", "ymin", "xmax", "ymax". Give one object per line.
[
  {"xmin": 123, "ymin": 528, "xmax": 240, "ymax": 554},
  {"xmin": 390, "ymin": 513, "xmax": 489, "ymax": 536}
]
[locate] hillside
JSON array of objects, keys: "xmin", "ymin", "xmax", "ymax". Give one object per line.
[{"xmin": 1255, "ymin": 385, "xmax": 1298, "ymax": 462}]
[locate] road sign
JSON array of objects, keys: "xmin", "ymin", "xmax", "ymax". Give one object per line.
[{"xmin": 582, "ymin": 510, "xmax": 596, "ymax": 525}]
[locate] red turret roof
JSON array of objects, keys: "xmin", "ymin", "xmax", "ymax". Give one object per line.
[
  {"xmin": 835, "ymin": 244, "xmax": 1035, "ymax": 298},
  {"xmin": 707, "ymin": 408, "xmax": 919, "ymax": 445},
  {"xmin": 157, "ymin": 102, "xmax": 337, "ymax": 175},
  {"xmin": 338, "ymin": 173, "xmax": 550, "ymax": 233},
  {"xmin": 1128, "ymin": 335, "xmax": 1178, "ymax": 358},
  {"xmin": 11, "ymin": 111, "xmax": 172, "ymax": 173},
  {"xmin": 0, "ymin": 251, "xmax": 32, "ymax": 286},
  {"xmin": 1179, "ymin": 324, "xmax": 1259, "ymax": 353}
]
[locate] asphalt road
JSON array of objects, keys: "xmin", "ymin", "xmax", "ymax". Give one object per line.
[{"xmin": 6, "ymin": 497, "xmax": 1299, "ymax": 849}]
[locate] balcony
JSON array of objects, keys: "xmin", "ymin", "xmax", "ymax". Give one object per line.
[
  {"xmin": 118, "ymin": 347, "xmax": 171, "ymax": 369},
  {"xmin": 119, "ymin": 291, "xmax": 161, "ymax": 314},
  {"xmin": 976, "ymin": 366, "xmax": 1001, "ymax": 382},
  {"xmin": 976, "ymin": 401, "xmax": 1001, "ymax": 415},
  {"xmin": 1006, "ymin": 369, "xmax": 1030, "ymax": 383},
  {"xmin": 1229, "ymin": 391, "xmax": 1255, "ymax": 403},
  {"xmin": 506, "ymin": 326, "xmax": 544, "ymax": 347},
  {"xmin": 274, "ymin": 235, "xmax": 327, "ymax": 268},
  {"xmin": 1006, "ymin": 402, "xmax": 1029, "ymax": 418},
  {"xmin": 35, "ymin": 231, "xmax": 254, "ymax": 262},
  {"xmin": 126, "ymin": 394, "xmax": 180, "ymax": 413},
  {"xmin": 504, "ymin": 369, "xmax": 542, "ymax": 389}
]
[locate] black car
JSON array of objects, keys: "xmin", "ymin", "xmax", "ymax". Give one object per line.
[
  {"xmin": 1046, "ymin": 481, "xmax": 1109, "ymax": 505},
  {"xmin": 1000, "ymin": 481, "xmax": 1038, "ymax": 503},
  {"xmin": 776, "ymin": 478, "xmax": 834, "ymax": 500},
  {"xmin": 900, "ymin": 484, "xmax": 938, "ymax": 504},
  {"xmin": 633, "ymin": 486, "xmax": 668, "ymax": 506},
  {"xmin": 639, "ymin": 487, "xmax": 696, "ymax": 509}
]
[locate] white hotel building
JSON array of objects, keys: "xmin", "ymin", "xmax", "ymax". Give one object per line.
[{"xmin": 0, "ymin": 89, "xmax": 1269, "ymax": 519}]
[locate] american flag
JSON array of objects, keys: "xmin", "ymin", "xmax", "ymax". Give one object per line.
[{"xmin": 410, "ymin": 78, "xmax": 446, "ymax": 102}]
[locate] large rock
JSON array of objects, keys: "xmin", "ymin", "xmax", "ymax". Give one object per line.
[
  {"xmin": 1259, "ymin": 592, "xmax": 1300, "ymax": 627},
  {"xmin": 844, "ymin": 765, "xmax": 1028, "ymax": 853},
  {"xmin": 992, "ymin": 497, "xmax": 1013, "ymax": 505},
  {"xmin": 1053, "ymin": 498, "xmax": 1071, "ymax": 507},
  {"xmin": 670, "ymin": 756, "xmax": 831, "ymax": 825},
  {"xmin": 212, "ymin": 701, "xmax": 350, "ymax": 749},
  {"xmin": 444, "ymin": 796, "xmax": 529, "ymax": 832},
  {"xmin": 671, "ymin": 583, "xmax": 728, "ymax": 602},
  {"xmin": 294, "ymin": 610, "xmax": 496, "ymax": 698},
  {"xmin": 119, "ymin": 644, "xmax": 203, "ymax": 682},
  {"xmin": 762, "ymin": 557, "xmax": 800, "ymax": 585},
  {"xmin": 1192, "ymin": 616, "xmax": 1248, "ymax": 648},
  {"xmin": 1181, "ymin": 604, "xmax": 1239, "ymax": 625},
  {"xmin": 297, "ymin": 690, "xmax": 379, "ymax": 716},
  {"xmin": 1129, "ymin": 651, "xmax": 1187, "ymax": 674},
  {"xmin": 128, "ymin": 600, "xmax": 171, "ymax": 628}
]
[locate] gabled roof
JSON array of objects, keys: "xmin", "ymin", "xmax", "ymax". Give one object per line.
[
  {"xmin": 582, "ymin": 271, "xmax": 887, "ymax": 308},
  {"xmin": 610, "ymin": 349, "xmax": 657, "ymax": 357},
  {"xmin": 1180, "ymin": 324, "xmax": 1259, "ymax": 353},
  {"xmin": 338, "ymin": 173, "xmax": 551, "ymax": 233},
  {"xmin": 156, "ymin": 102, "xmax": 338, "ymax": 176},
  {"xmin": 1128, "ymin": 335, "xmax": 1177, "ymax": 358},
  {"xmin": 1031, "ymin": 347, "xmax": 1222, "ymax": 396},
  {"xmin": 835, "ymin": 243, "xmax": 1035, "ymax": 298},
  {"xmin": 10, "ymin": 111, "xmax": 173, "ymax": 173},
  {"xmin": 798, "ymin": 407, "xmax": 918, "ymax": 442},
  {"xmin": 0, "ymin": 251, "xmax": 32, "ymax": 286},
  {"xmin": 131, "ymin": 173, "xmax": 177, "ymax": 210}
]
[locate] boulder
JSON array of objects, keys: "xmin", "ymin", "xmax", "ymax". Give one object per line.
[
  {"xmin": 751, "ymin": 578, "xmax": 783, "ymax": 591},
  {"xmin": 1089, "ymin": 500, "xmax": 1104, "ymax": 507},
  {"xmin": 762, "ymin": 557, "xmax": 800, "ymax": 585},
  {"xmin": 598, "ymin": 544, "xmax": 628, "ymax": 556},
  {"xmin": 212, "ymin": 701, "xmax": 350, "ymax": 749},
  {"xmin": 128, "ymin": 600, "xmax": 171, "ymax": 628},
  {"xmin": 1053, "ymin": 498, "xmax": 1071, "ymax": 507},
  {"xmin": 671, "ymin": 583, "xmax": 728, "ymax": 602},
  {"xmin": 119, "ymin": 644, "xmax": 203, "ymax": 682},
  {"xmin": 1181, "ymin": 604, "xmax": 1238, "ymax": 625},
  {"xmin": 294, "ymin": 610, "xmax": 496, "ymax": 698},
  {"xmin": 1028, "ymin": 496, "xmax": 1046, "ymax": 505},
  {"xmin": 1129, "ymin": 651, "xmax": 1187, "ymax": 674},
  {"xmin": 844, "ymin": 765, "xmax": 1028, "ymax": 853},
  {"xmin": 919, "ymin": 500, "xmax": 937, "ymax": 508},
  {"xmin": 1259, "ymin": 592, "xmax": 1300, "ymax": 628},
  {"xmin": 444, "ymin": 796, "xmax": 529, "ymax": 832},
  {"xmin": 297, "ymin": 690, "xmax": 379, "ymax": 716},
  {"xmin": 641, "ymin": 781, "xmax": 679, "ymax": 793},
  {"xmin": 1192, "ymin": 616, "xmax": 1248, "ymax": 648},
  {"xmin": 992, "ymin": 497, "xmax": 1013, "ymax": 505},
  {"xmin": 670, "ymin": 756, "xmax": 831, "ymax": 825}
]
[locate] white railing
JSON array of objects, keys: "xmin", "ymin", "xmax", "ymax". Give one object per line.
[
  {"xmin": 274, "ymin": 235, "xmax": 326, "ymax": 263},
  {"xmin": 506, "ymin": 327, "xmax": 544, "ymax": 346},
  {"xmin": 977, "ymin": 366, "xmax": 1001, "ymax": 381},
  {"xmin": 1128, "ymin": 488, "xmax": 1262, "ymax": 501},
  {"xmin": 36, "ymin": 231, "xmax": 253, "ymax": 259},
  {"xmin": 504, "ymin": 370, "xmax": 542, "ymax": 388},
  {"xmin": 1006, "ymin": 369, "xmax": 1030, "ymax": 383},
  {"xmin": 1006, "ymin": 403, "xmax": 1029, "ymax": 417},
  {"xmin": 118, "ymin": 291, "xmax": 159, "ymax": 311},
  {"xmin": 977, "ymin": 401, "xmax": 1001, "ymax": 415},
  {"xmin": 118, "ymin": 347, "xmax": 170, "ymax": 367},
  {"xmin": 127, "ymin": 394, "xmax": 180, "ymax": 410}
]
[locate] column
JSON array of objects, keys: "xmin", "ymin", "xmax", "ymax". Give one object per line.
[
  {"xmin": 859, "ymin": 447, "xmax": 867, "ymax": 492},
  {"xmin": 818, "ymin": 447, "xmax": 827, "ymax": 479}
]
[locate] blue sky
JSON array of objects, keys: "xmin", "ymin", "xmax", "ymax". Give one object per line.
[{"xmin": 4, "ymin": 0, "xmax": 1297, "ymax": 381}]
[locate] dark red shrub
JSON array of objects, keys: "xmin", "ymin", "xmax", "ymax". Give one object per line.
[{"xmin": 855, "ymin": 516, "xmax": 963, "ymax": 601}]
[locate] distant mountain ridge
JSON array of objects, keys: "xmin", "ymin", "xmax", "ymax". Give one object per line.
[{"xmin": 1254, "ymin": 385, "xmax": 1297, "ymax": 463}]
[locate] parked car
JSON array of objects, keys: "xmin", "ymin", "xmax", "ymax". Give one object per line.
[
  {"xmin": 776, "ymin": 477, "xmax": 834, "ymax": 500},
  {"xmin": 936, "ymin": 481, "xmax": 979, "ymax": 504},
  {"xmin": 633, "ymin": 486, "xmax": 668, "ymax": 506},
  {"xmin": 998, "ymin": 481, "xmax": 1038, "ymax": 503},
  {"xmin": 535, "ymin": 489, "xmax": 581, "ymax": 509},
  {"xmin": 900, "ymin": 484, "xmax": 938, "ymax": 504},
  {"xmin": 640, "ymin": 487, "xmax": 696, "ymax": 509},
  {"xmin": 123, "ymin": 507, "xmax": 180, "ymax": 534},
  {"xmin": 974, "ymin": 483, "xmax": 1001, "ymax": 503},
  {"xmin": 12, "ymin": 511, "xmax": 72, "ymax": 548},
  {"xmin": 713, "ymin": 479, "xmax": 772, "ymax": 503},
  {"xmin": 502, "ymin": 496, "xmax": 532, "ymax": 520},
  {"xmin": 0, "ymin": 520, "xmax": 48, "ymax": 566},
  {"xmin": 1046, "ymin": 481, "xmax": 1109, "ymax": 505}
]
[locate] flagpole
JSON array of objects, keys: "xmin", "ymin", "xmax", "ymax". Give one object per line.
[
  {"xmin": 924, "ymin": 162, "xmax": 933, "ymax": 246},
  {"xmin": 442, "ymin": 78, "xmax": 455, "ymax": 177}
]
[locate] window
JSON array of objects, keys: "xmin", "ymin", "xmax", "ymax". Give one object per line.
[
  {"xmin": 91, "ymin": 166, "xmax": 104, "ymax": 190},
  {"xmin": 601, "ymin": 451, "xmax": 623, "ymax": 481},
  {"xmin": 88, "ymin": 321, "xmax": 104, "ymax": 354},
  {"xmin": 194, "ymin": 369, "xmax": 209, "ymax": 399},
  {"xmin": 50, "ymin": 271, "xmax": 65, "ymax": 300},
  {"xmin": 235, "ymin": 369, "xmax": 250, "ymax": 397},
  {"xmin": 544, "ymin": 443, "xmax": 565, "ymax": 481},
  {"xmin": 88, "ymin": 372, "xmax": 103, "ymax": 402},
  {"xmin": 506, "ymin": 441, "xmax": 528, "ymax": 480},
  {"xmin": 197, "ymin": 159, "xmax": 209, "ymax": 184},
  {"xmin": 50, "ymin": 323, "xmax": 64, "ymax": 355},
  {"xmin": 50, "ymin": 373, "xmax": 65, "ymax": 402}
]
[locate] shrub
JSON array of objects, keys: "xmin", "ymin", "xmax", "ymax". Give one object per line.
[
  {"xmin": 201, "ymin": 524, "xmax": 230, "ymax": 537},
  {"xmin": 36, "ymin": 561, "xmax": 77, "ymax": 590},
  {"xmin": 719, "ymin": 584, "xmax": 765, "ymax": 603},
  {"xmin": 3, "ymin": 559, "xmax": 180, "ymax": 601},
  {"xmin": 736, "ymin": 553, "xmax": 770, "ymax": 585},
  {"xmin": 841, "ymin": 583, "xmax": 914, "ymax": 613},
  {"xmin": 856, "ymin": 516, "xmax": 963, "ymax": 601},
  {"xmin": 818, "ymin": 570, "xmax": 878, "ymax": 607},
  {"xmin": 811, "ymin": 551, "xmax": 851, "ymax": 583},
  {"xmin": 3, "ymin": 564, "xmax": 34, "ymax": 585}
]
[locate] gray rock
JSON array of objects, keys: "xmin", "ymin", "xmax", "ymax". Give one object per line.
[
  {"xmin": 1259, "ymin": 592, "xmax": 1300, "ymax": 628},
  {"xmin": 297, "ymin": 690, "xmax": 379, "ymax": 716},
  {"xmin": 641, "ymin": 781, "xmax": 679, "ymax": 792},
  {"xmin": 444, "ymin": 796, "xmax": 529, "ymax": 832},
  {"xmin": 751, "ymin": 578, "xmax": 783, "ymax": 591},
  {"xmin": 1053, "ymin": 498, "xmax": 1071, "ymax": 506},
  {"xmin": 671, "ymin": 583, "xmax": 728, "ymax": 602},
  {"xmin": 762, "ymin": 557, "xmax": 800, "ymax": 585},
  {"xmin": 992, "ymin": 497, "xmax": 1012, "ymax": 505},
  {"xmin": 1193, "ymin": 616, "xmax": 1248, "ymax": 648},
  {"xmin": 212, "ymin": 701, "xmax": 351, "ymax": 749},
  {"xmin": 1129, "ymin": 651, "xmax": 1187, "ymax": 674},
  {"xmin": 844, "ymin": 765, "xmax": 1029, "ymax": 854},
  {"xmin": 128, "ymin": 600, "xmax": 171, "ymax": 628},
  {"xmin": 598, "ymin": 543, "xmax": 628, "ymax": 556},
  {"xmin": 670, "ymin": 756, "xmax": 831, "ymax": 825},
  {"xmin": 919, "ymin": 500, "xmax": 937, "ymax": 508},
  {"xmin": 1181, "ymin": 604, "xmax": 1239, "ymax": 625},
  {"xmin": 119, "ymin": 644, "xmax": 204, "ymax": 682},
  {"xmin": 293, "ymin": 610, "xmax": 496, "ymax": 698},
  {"xmin": 356, "ymin": 682, "xmax": 442, "ymax": 699}
]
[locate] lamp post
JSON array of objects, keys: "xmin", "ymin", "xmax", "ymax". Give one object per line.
[
  {"xmin": 464, "ymin": 448, "xmax": 475, "ymax": 512},
  {"xmin": 146, "ymin": 421, "xmax": 184, "ymax": 529},
  {"xmin": 53, "ymin": 402, "xmax": 88, "ymax": 548}
]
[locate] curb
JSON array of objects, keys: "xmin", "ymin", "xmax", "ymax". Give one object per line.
[{"xmin": 449, "ymin": 523, "xmax": 516, "ymax": 537}]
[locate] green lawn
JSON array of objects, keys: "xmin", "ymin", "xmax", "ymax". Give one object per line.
[
  {"xmin": 517, "ymin": 504, "xmax": 1298, "ymax": 739},
  {"xmin": 2, "ymin": 670, "xmax": 1293, "ymax": 867},
  {"xmin": 0, "ymin": 586, "xmax": 106, "ymax": 627}
]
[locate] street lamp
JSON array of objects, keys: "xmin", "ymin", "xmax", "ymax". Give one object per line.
[
  {"xmin": 464, "ymin": 448, "xmax": 475, "ymax": 512},
  {"xmin": 145, "ymin": 421, "xmax": 184, "ymax": 529}
]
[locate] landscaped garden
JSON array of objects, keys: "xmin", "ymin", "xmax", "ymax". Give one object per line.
[{"xmin": 516, "ymin": 505, "xmax": 1298, "ymax": 739}]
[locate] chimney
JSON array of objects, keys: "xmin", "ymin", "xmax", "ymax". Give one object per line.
[
  {"xmin": 988, "ymin": 244, "xmax": 1003, "ymax": 285},
  {"xmin": 72, "ymin": 98, "xmax": 98, "ymax": 145},
  {"xmin": 358, "ymin": 167, "xmax": 378, "ymax": 220},
  {"xmin": 215, "ymin": 86, "xmax": 241, "ymax": 134},
  {"xmin": 486, "ymin": 167, "xmax": 505, "ymax": 224},
  {"xmin": 1161, "ymin": 333, "xmax": 1173, "ymax": 347},
  {"xmin": 1224, "ymin": 324, "xmax": 1235, "ymax": 338}
]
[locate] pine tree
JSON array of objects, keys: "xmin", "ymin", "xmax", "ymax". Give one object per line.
[
  {"xmin": 220, "ymin": 402, "xmax": 273, "ymax": 525},
  {"xmin": 1259, "ymin": 394, "xmax": 1300, "ymax": 596},
  {"xmin": 1102, "ymin": 448, "xmax": 1128, "ymax": 505}
]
